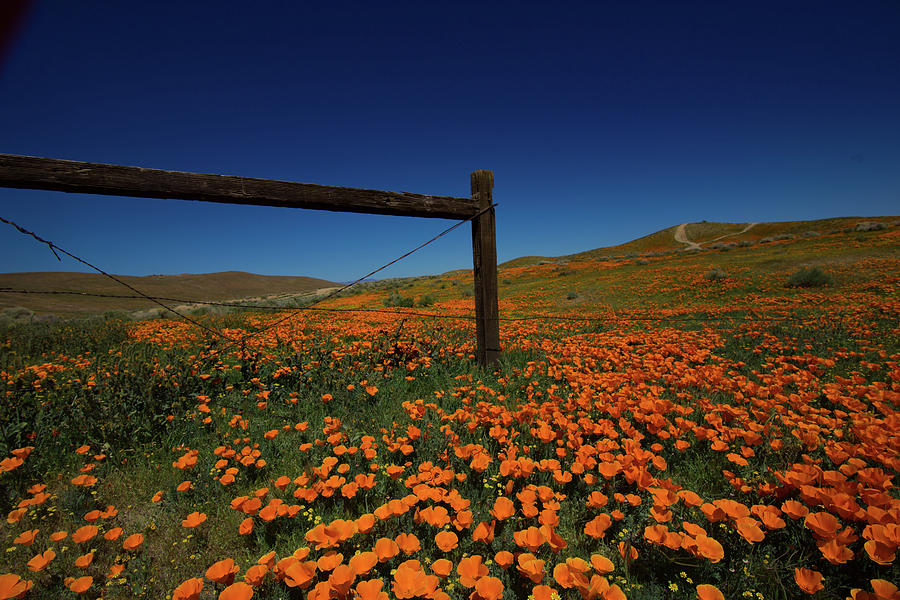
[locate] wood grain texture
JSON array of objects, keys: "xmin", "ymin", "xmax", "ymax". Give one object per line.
[
  {"xmin": 0, "ymin": 154, "xmax": 478, "ymax": 219},
  {"xmin": 471, "ymin": 169, "xmax": 500, "ymax": 366}
]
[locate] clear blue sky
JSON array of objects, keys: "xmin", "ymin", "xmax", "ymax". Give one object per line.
[{"xmin": 1, "ymin": 1, "xmax": 898, "ymax": 281}]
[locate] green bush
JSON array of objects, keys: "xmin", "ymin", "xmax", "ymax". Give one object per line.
[
  {"xmin": 786, "ymin": 267, "xmax": 833, "ymax": 288},
  {"xmin": 416, "ymin": 294, "xmax": 435, "ymax": 307},
  {"xmin": 704, "ymin": 269, "xmax": 729, "ymax": 281},
  {"xmin": 566, "ymin": 291, "xmax": 579, "ymax": 300},
  {"xmin": 383, "ymin": 292, "xmax": 414, "ymax": 307}
]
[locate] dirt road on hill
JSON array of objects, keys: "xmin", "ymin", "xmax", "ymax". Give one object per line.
[
  {"xmin": 675, "ymin": 222, "xmax": 760, "ymax": 250},
  {"xmin": 674, "ymin": 224, "xmax": 702, "ymax": 250}
]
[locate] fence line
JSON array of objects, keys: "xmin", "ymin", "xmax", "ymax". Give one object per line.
[
  {"xmin": 1, "ymin": 214, "xmax": 855, "ymax": 351},
  {"xmin": 1, "ymin": 206, "xmax": 495, "ymax": 355},
  {"xmin": 0, "ymin": 216, "xmax": 231, "ymax": 341},
  {"xmin": 0, "ymin": 154, "xmax": 501, "ymax": 365}
]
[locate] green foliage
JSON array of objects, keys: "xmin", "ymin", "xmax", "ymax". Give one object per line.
[
  {"xmin": 704, "ymin": 268, "xmax": 729, "ymax": 281},
  {"xmin": 785, "ymin": 267, "xmax": 833, "ymax": 288},
  {"xmin": 416, "ymin": 294, "xmax": 435, "ymax": 307},
  {"xmin": 383, "ymin": 292, "xmax": 414, "ymax": 307}
]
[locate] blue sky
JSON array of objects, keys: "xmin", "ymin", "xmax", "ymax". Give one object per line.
[{"xmin": 1, "ymin": 1, "xmax": 898, "ymax": 282}]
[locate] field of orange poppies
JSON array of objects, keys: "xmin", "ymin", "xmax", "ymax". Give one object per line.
[{"xmin": 1, "ymin": 221, "xmax": 898, "ymax": 599}]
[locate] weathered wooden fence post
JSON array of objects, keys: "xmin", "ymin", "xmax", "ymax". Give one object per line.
[
  {"xmin": 471, "ymin": 170, "xmax": 500, "ymax": 367},
  {"xmin": 0, "ymin": 154, "xmax": 501, "ymax": 364}
]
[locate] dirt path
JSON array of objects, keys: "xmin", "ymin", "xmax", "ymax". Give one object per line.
[
  {"xmin": 674, "ymin": 224, "xmax": 702, "ymax": 250},
  {"xmin": 707, "ymin": 222, "xmax": 760, "ymax": 243},
  {"xmin": 674, "ymin": 222, "xmax": 760, "ymax": 250}
]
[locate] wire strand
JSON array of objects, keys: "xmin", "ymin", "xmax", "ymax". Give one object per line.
[{"xmin": 0, "ymin": 216, "xmax": 234, "ymax": 340}]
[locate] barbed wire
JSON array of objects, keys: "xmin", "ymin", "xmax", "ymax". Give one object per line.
[
  {"xmin": 1, "ymin": 204, "xmax": 497, "ymax": 356},
  {"xmin": 0, "ymin": 216, "xmax": 233, "ymax": 340}
]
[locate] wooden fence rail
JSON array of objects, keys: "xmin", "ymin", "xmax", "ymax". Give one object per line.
[{"xmin": 0, "ymin": 154, "xmax": 501, "ymax": 365}]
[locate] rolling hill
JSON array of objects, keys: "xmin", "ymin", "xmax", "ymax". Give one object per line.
[
  {"xmin": 0, "ymin": 271, "xmax": 337, "ymax": 318},
  {"xmin": 499, "ymin": 215, "xmax": 899, "ymax": 267}
]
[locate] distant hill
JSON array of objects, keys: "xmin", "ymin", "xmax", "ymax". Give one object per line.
[
  {"xmin": 0, "ymin": 271, "xmax": 338, "ymax": 317},
  {"xmin": 500, "ymin": 216, "xmax": 899, "ymax": 267}
]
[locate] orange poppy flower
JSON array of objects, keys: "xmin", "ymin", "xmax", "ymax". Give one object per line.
[
  {"xmin": 473, "ymin": 520, "xmax": 496, "ymax": 544},
  {"xmin": 513, "ymin": 526, "xmax": 546, "ymax": 552},
  {"xmin": 431, "ymin": 558, "xmax": 453, "ymax": 578},
  {"xmin": 552, "ymin": 564, "xmax": 577, "ymax": 589},
  {"xmin": 71, "ymin": 525, "xmax": 98, "ymax": 543},
  {"xmin": 395, "ymin": 533, "xmax": 421, "ymax": 554},
  {"xmin": 584, "ymin": 514, "xmax": 612, "ymax": 539},
  {"xmin": 863, "ymin": 540, "xmax": 896, "ymax": 565},
  {"xmin": 74, "ymin": 552, "xmax": 94, "ymax": 569},
  {"xmin": 374, "ymin": 537, "xmax": 401, "ymax": 561},
  {"xmin": 781, "ymin": 500, "xmax": 809, "ymax": 520},
  {"xmin": 329, "ymin": 564, "xmax": 356, "ymax": 597},
  {"xmin": 517, "ymin": 553, "xmax": 545, "ymax": 584},
  {"xmin": 590, "ymin": 554, "xmax": 614, "ymax": 574},
  {"xmin": 182, "ymin": 512, "xmax": 207, "ymax": 528},
  {"xmin": 206, "ymin": 558, "xmax": 240, "ymax": 585},
  {"xmin": 0, "ymin": 573, "xmax": 32, "ymax": 599},
  {"xmin": 393, "ymin": 565, "xmax": 438, "ymax": 598},
  {"xmin": 239, "ymin": 518, "xmax": 253, "ymax": 535},
  {"xmin": 679, "ymin": 490, "xmax": 704, "ymax": 507},
  {"xmin": 354, "ymin": 579, "xmax": 388, "ymax": 600},
  {"xmin": 122, "ymin": 533, "xmax": 144, "ymax": 551},
  {"xmin": 457, "ymin": 555, "xmax": 488, "ymax": 587},
  {"xmin": 475, "ymin": 576, "xmax": 504, "ymax": 600},
  {"xmin": 356, "ymin": 513, "xmax": 376, "ymax": 534},
  {"xmin": 693, "ymin": 535, "xmax": 724, "ymax": 563},
  {"xmin": 66, "ymin": 575, "xmax": 93, "ymax": 594},
  {"xmin": 26, "ymin": 549, "xmax": 56, "ymax": 572},
  {"xmin": 349, "ymin": 551, "xmax": 378, "ymax": 576},
  {"xmin": 435, "ymin": 530, "xmax": 458, "ymax": 552},
  {"xmin": 490, "ymin": 497, "xmax": 515, "ymax": 520},
  {"xmin": 220, "ymin": 581, "xmax": 254, "ymax": 600},
  {"xmin": 696, "ymin": 584, "xmax": 724, "ymax": 600},
  {"xmin": 282, "ymin": 560, "xmax": 317, "ymax": 588},
  {"xmin": 173, "ymin": 577, "xmax": 204, "ymax": 600},
  {"xmin": 532, "ymin": 584, "xmax": 556, "ymax": 600},
  {"xmin": 495, "ymin": 550, "xmax": 514, "ymax": 569},
  {"xmin": 12, "ymin": 529, "xmax": 38, "ymax": 546},
  {"xmin": 818, "ymin": 538, "xmax": 854, "ymax": 565},
  {"xmin": 805, "ymin": 512, "xmax": 840, "ymax": 540},
  {"xmin": 735, "ymin": 517, "xmax": 765, "ymax": 544},
  {"xmin": 794, "ymin": 568, "xmax": 824, "ymax": 594},
  {"xmin": 317, "ymin": 551, "xmax": 344, "ymax": 572},
  {"xmin": 102, "ymin": 564, "xmax": 123, "ymax": 579}
]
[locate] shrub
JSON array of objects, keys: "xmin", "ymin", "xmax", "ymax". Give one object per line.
[
  {"xmin": 566, "ymin": 291, "xmax": 579, "ymax": 300},
  {"xmin": 416, "ymin": 294, "xmax": 435, "ymax": 307},
  {"xmin": 855, "ymin": 222, "xmax": 887, "ymax": 232},
  {"xmin": 704, "ymin": 269, "xmax": 729, "ymax": 281},
  {"xmin": 383, "ymin": 292, "xmax": 414, "ymax": 307},
  {"xmin": 786, "ymin": 267, "xmax": 833, "ymax": 288},
  {"xmin": 460, "ymin": 287, "xmax": 474, "ymax": 298}
]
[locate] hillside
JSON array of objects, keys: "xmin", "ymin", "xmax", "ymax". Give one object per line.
[
  {"xmin": 499, "ymin": 215, "xmax": 899, "ymax": 267},
  {"xmin": 342, "ymin": 214, "xmax": 900, "ymax": 320},
  {"xmin": 0, "ymin": 271, "xmax": 337, "ymax": 317}
]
